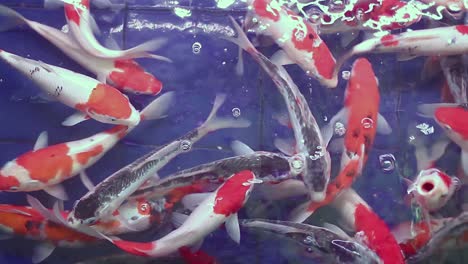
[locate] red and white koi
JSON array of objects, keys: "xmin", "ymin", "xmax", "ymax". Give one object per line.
[
  {"xmin": 406, "ymin": 168, "xmax": 460, "ymax": 212},
  {"xmin": 0, "ymin": 92, "xmax": 173, "ymax": 200},
  {"xmin": 0, "ymin": 49, "xmax": 143, "ymax": 126},
  {"xmin": 102, "ymin": 170, "xmax": 257, "ymax": 257},
  {"xmin": 245, "ymin": 0, "xmax": 337, "ymax": 88},
  {"xmin": 289, "ymin": 58, "xmax": 390, "ymax": 222},
  {"xmin": 331, "ymin": 189, "xmax": 405, "ymax": 264},
  {"xmin": 48, "ymin": 0, "xmax": 168, "ymax": 60},
  {"xmin": 0, "ymin": 5, "xmax": 167, "ymax": 95},
  {"xmin": 418, "ymin": 103, "xmax": 468, "ymax": 175},
  {"xmin": 0, "ymin": 203, "xmax": 97, "ymax": 263},
  {"xmin": 225, "ymin": 17, "xmax": 331, "ymax": 202},
  {"xmin": 338, "ymin": 24, "xmax": 468, "ymax": 71}
]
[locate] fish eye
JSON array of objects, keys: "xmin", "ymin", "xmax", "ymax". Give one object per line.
[
  {"xmin": 111, "ymin": 118, "xmax": 116, "ymax": 122},
  {"xmin": 131, "ymin": 216, "xmax": 139, "ymax": 221}
]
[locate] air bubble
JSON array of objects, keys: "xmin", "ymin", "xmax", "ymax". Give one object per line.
[
  {"xmin": 379, "ymin": 154, "xmax": 396, "ymax": 173},
  {"xmin": 306, "ymin": 8, "xmax": 322, "ymax": 24},
  {"xmin": 334, "ymin": 122, "xmax": 346, "ymax": 136},
  {"xmin": 416, "ymin": 123, "xmax": 434, "ymax": 135},
  {"xmin": 232, "ymin": 107, "xmax": 241, "ymax": 118},
  {"xmin": 180, "ymin": 140, "xmax": 192, "ymax": 151},
  {"xmin": 361, "ymin": 118, "xmax": 373, "ymax": 129},
  {"xmin": 222, "ymin": 61, "xmax": 226, "ymax": 65},
  {"xmin": 341, "ymin": 70, "xmax": 350, "ymax": 80},
  {"xmin": 192, "ymin": 42, "xmax": 202, "ymax": 54}
]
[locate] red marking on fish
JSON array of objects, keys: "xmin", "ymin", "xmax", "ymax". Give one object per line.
[
  {"xmin": 252, "ymin": 0, "xmax": 280, "ymax": 22},
  {"xmin": 112, "ymin": 210, "xmax": 120, "ymax": 216},
  {"xmin": 354, "ymin": 203, "xmax": 405, "ymax": 264},
  {"xmin": 113, "ymin": 240, "xmax": 155, "ymax": 257},
  {"xmin": 137, "ymin": 200, "xmax": 151, "ymax": 216},
  {"xmin": 381, "ymin": 34, "xmax": 399, "ymax": 47},
  {"xmin": 0, "ymin": 173, "xmax": 20, "ymax": 190},
  {"xmin": 64, "ymin": 0, "xmax": 89, "ymax": 26},
  {"xmin": 165, "ymin": 184, "xmax": 206, "ymax": 209},
  {"xmin": 437, "ymin": 170, "xmax": 453, "ymax": 188},
  {"xmin": 75, "ymin": 84, "xmax": 132, "ymax": 120},
  {"xmin": 16, "ymin": 144, "xmax": 73, "ymax": 183},
  {"xmin": 76, "ymin": 145, "xmax": 104, "ymax": 165},
  {"xmin": 213, "ymin": 170, "xmax": 255, "ymax": 216},
  {"xmin": 456, "ymin": 25, "xmax": 468, "ymax": 35},
  {"xmin": 104, "ymin": 125, "xmax": 128, "ymax": 138},
  {"xmin": 109, "ymin": 60, "xmax": 163, "ymax": 95},
  {"xmin": 434, "ymin": 106, "xmax": 468, "ymax": 139},
  {"xmin": 398, "ymin": 222, "xmax": 431, "ymax": 256},
  {"xmin": 179, "ymin": 247, "xmax": 218, "ymax": 264}
]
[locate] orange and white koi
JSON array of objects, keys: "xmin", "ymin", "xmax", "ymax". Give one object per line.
[
  {"xmin": 101, "ymin": 170, "xmax": 257, "ymax": 257},
  {"xmin": 418, "ymin": 103, "xmax": 468, "ymax": 175},
  {"xmin": 289, "ymin": 58, "xmax": 390, "ymax": 222},
  {"xmin": 0, "ymin": 203, "xmax": 97, "ymax": 263},
  {"xmin": 50, "ymin": 0, "xmax": 168, "ymax": 60},
  {"xmin": 0, "ymin": 49, "xmax": 141, "ymax": 126},
  {"xmin": 331, "ymin": 189, "xmax": 405, "ymax": 264},
  {"xmin": 245, "ymin": 0, "xmax": 337, "ymax": 88},
  {"xmin": 0, "ymin": 5, "xmax": 167, "ymax": 95},
  {"xmin": 0, "ymin": 92, "xmax": 173, "ymax": 200},
  {"xmin": 406, "ymin": 168, "xmax": 460, "ymax": 212}
]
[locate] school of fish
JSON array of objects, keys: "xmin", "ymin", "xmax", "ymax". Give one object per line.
[{"xmin": 0, "ymin": 0, "xmax": 467, "ymax": 263}]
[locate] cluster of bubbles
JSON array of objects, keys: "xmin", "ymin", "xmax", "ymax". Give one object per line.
[
  {"xmin": 180, "ymin": 140, "xmax": 192, "ymax": 151},
  {"xmin": 232, "ymin": 107, "xmax": 241, "ymax": 118}
]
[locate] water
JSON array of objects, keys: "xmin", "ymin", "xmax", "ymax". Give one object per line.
[{"xmin": 0, "ymin": 0, "xmax": 467, "ymax": 263}]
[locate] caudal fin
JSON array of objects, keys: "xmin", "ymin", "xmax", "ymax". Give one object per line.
[
  {"xmin": 140, "ymin": 91, "xmax": 175, "ymax": 121},
  {"xmin": 123, "ymin": 38, "xmax": 173, "ymax": 62},
  {"xmin": 0, "ymin": 5, "xmax": 28, "ymax": 32}
]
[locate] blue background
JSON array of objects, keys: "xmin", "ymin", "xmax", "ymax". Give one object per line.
[{"xmin": 0, "ymin": 1, "xmax": 464, "ymax": 263}]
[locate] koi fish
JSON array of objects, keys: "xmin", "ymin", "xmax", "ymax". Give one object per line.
[
  {"xmin": 61, "ymin": 94, "xmax": 250, "ymax": 229},
  {"xmin": 245, "ymin": 0, "xmax": 337, "ymax": 88},
  {"xmin": 418, "ymin": 103, "xmax": 468, "ymax": 175},
  {"xmin": 240, "ymin": 218, "xmax": 382, "ymax": 263},
  {"xmin": 289, "ymin": 58, "xmax": 390, "ymax": 222},
  {"xmin": 406, "ymin": 168, "xmax": 460, "ymax": 212},
  {"xmin": 178, "ymin": 247, "xmax": 218, "ymax": 264},
  {"xmin": 130, "ymin": 147, "xmax": 294, "ymax": 202},
  {"xmin": 224, "ymin": 17, "xmax": 331, "ymax": 202},
  {"xmin": 337, "ymin": 24, "xmax": 468, "ymax": 72},
  {"xmin": 47, "ymin": 0, "xmax": 168, "ymax": 60},
  {"xmin": 331, "ymin": 189, "xmax": 405, "ymax": 264},
  {"xmin": 0, "ymin": 5, "xmax": 168, "ymax": 95},
  {"xmin": 0, "ymin": 92, "xmax": 173, "ymax": 200},
  {"xmin": 419, "ymin": 0, "xmax": 466, "ymax": 20},
  {"xmin": 0, "ymin": 49, "xmax": 141, "ymax": 126},
  {"xmin": 406, "ymin": 211, "xmax": 468, "ymax": 263},
  {"xmin": 101, "ymin": 170, "xmax": 257, "ymax": 257},
  {"xmin": 0, "ymin": 203, "xmax": 97, "ymax": 263}
]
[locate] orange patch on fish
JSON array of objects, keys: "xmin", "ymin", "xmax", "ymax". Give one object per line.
[
  {"xmin": 110, "ymin": 60, "xmax": 163, "ymax": 95},
  {"xmin": 252, "ymin": 0, "xmax": 280, "ymax": 22},
  {"xmin": 381, "ymin": 34, "xmax": 399, "ymax": 47},
  {"xmin": 0, "ymin": 173, "xmax": 20, "ymax": 190},
  {"xmin": 213, "ymin": 170, "xmax": 254, "ymax": 216},
  {"xmin": 76, "ymin": 145, "xmax": 104, "ymax": 165},
  {"xmin": 75, "ymin": 84, "xmax": 132, "ymax": 120},
  {"xmin": 456, "ymin": 25, "xmax": 468, "ymax": 35},
  {"xmin": 434, "ymin": 106, "xmax": 468, "ymax": 139},
  {"xmin": 16, "ymin": 144, "xmax": 73, "ymax": 183},
  {"xmin": 44, "ymin": 220, "xmax": 96, "ymax": 243}
]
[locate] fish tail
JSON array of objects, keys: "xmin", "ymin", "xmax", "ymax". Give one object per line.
[
  {"xmin": 0, "ymin": 5, "xmax": 28, "ymax": 32},
  {"xmin": 140, "ymin": 91, "xmax": 175, "ymax": 121},
  {"xmin": 201, "ymin": 93, "xmax": 251, "ymax": 133},
  {"xmin": 222, "ymin": 16, "xmax": 257, "ymax": 55},
  {"xmin": 124, "ymin": 38, "xmax": 172, "ymax": 62}
]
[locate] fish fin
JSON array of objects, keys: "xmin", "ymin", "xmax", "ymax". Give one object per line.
[
  {"xmin": 140, "ymin": 91, "xmax": 175, "ymax": 121},
  {"xmin": 271, "ymin": 50, "xmax": 294, "ymax": 66},
  {"xmin": 104, "ymin": 36, "xmax": 121, "ymax": 50},
  {"xmin": 26, "ymin": 195, "xmax": 61, "ymax": 223},
  {"xmin": 96, "ymin": 72, "xmax": 107, "ymax": 83},
  {"xmin": 323, "ymin": 222, "xmax": 351, "ymax": 239},
  {"xmin": 417, "ymin": 103, "xmax": 458, "ymax": 118},
  {"xmin": 272, "ymin": 112, "xmax": 291, "ymax": 127},
  {"xmin": 222, "ymin": 16, "xmax": 257, "ymax": 54},
  {"xmin": 235, "ymin": 44, "xmax": 244, "ymax": 76},
  {"xmin": 340, "ymin": 151, "xmax": 351, "ymax": 170},
  {"xmin": 93, "ymin": 0, "xmax": 115, "ymax": 9},
  {"xmin": 397, "ymin": 53, "xmax": 419, "ymax": 62},
  {"xmin": 201, "ymin": 94, "xmax": 251, "ymax": 132},
  {"xmin": 289, "ymin": 201, "xmax": 313, "ymax": 223},
  {"xmin": 80, "ymin": 171, "xmax": 95, "ymax": 191},
  {"xmin": 181, "ymin": 193, "xmax": 211, "ymax": 211},
  {"xmin": 328, "ymin": 138, "xmax": 344, "ymax": 153},
  {"xmin": 340, "ymin": 30, "xmax": 359, "ymax": 48},
  {"xmin": 33, "ymin": 131, "xmax": 48, "ymax": 151},
  {"xmin": 225, "ymin": 213, "xmax": 241, "ymax": 244},
  {"xmin": 231, "ymin": 140, "xmax": 255, "ymax": 155},
  {"xmin": 0, "ymin": 5, "xmax": 28, "ymax": 32},
  {"xmin": 274, "ymin": 138, "xmax": 295, "ymax": 156},
  {"xmin": 171, "ymin": 212, "xmax": 189, "ymax": 228},
  {"xmin": 0, "ymin": 207, "xmax": 32, "ymax": 217},
  {"xmin": 376, "ymin": 113, "xmax": 392, "ymax": 135},
  {"xmin": 36, "ymin": 92, "xmax": 58, "ymax": 102},
  {"xmin": 62, "ymin": 112, "xmax": 90, "ymax": 126},
  {"xmin": 190, "ymin": 238, "xmax": 204, "ymax": 252},
  {"xmin": 44, "ymin": 0, "xmax": 66, "ymax": 9},
  {"xmin": 462, "ymin": 150, "xmax": 468, "ymax": 176},
  {"xmin": 32, "ymin": 242, "xmax": 55, "ymax": 264},
  {"xmin": 126, "ymin": 38, "xmax": 172, "ymax": 62},
  {"xmin": 43, "ymin": 184, "xmax": 68, "ymax": 201},
  {"xmin": 0, "ymin": 234, "xmax": 13, "ymax": 240},
  {"xmin": 322, "ymin": 108, "xmax": 348, "ymax": 147},
  {"xmin": 88, "ymin": 13, "xmax": 101, "ymax": 36}
]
